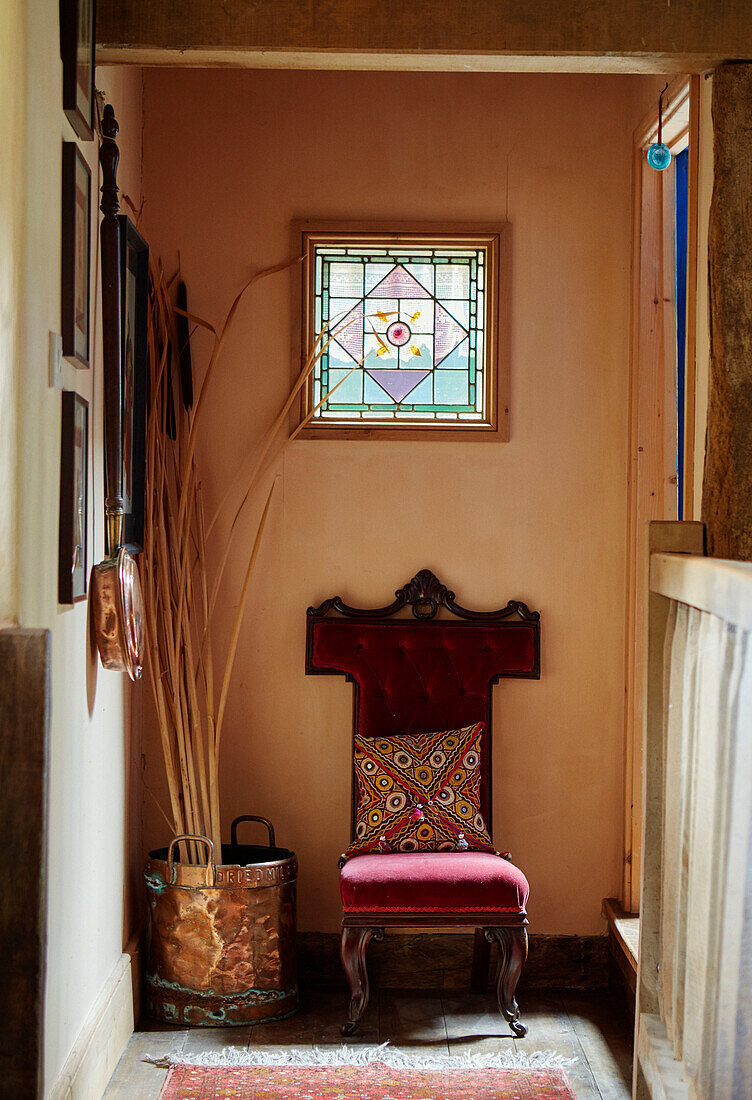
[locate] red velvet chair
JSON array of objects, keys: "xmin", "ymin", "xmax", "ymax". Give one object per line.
[{"xmin": 306, "ymin": 570, "xmax": 540, "ymax": 1037}]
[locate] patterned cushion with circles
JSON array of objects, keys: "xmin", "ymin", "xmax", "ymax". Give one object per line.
[{"xmin": 344, "ymin": 722, "xmax": 494, "ymax": 859}]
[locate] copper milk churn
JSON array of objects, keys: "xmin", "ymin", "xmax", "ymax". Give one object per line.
[{"xmin": 144, "ymin": 816, "xmax": 298, "ymax": 1026}]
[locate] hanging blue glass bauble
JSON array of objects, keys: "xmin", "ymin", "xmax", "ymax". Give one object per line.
[{"xmin": 646, "ymin": 143, "xmax": 672, "ymax": 171}]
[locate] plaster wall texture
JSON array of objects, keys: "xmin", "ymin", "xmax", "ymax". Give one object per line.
[
  {"xmin": 140, "ymin": 68, "xmax": 657, "ymax": 936},
  {"xmin": 12, "ymin": 2, "xmax": 143, "ymax": 1086},
  {"xmin": 0, "ymin": 0, "xmax": 25, "ymax": 625}
]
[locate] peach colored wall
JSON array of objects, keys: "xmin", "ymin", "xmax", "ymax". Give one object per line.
[{"xmin": 141, "ymin": 69, "xmax": 655, "ymax": 935}]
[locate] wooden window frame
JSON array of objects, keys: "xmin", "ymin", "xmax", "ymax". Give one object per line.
[{"xmin": 291, "ymin": 220, "xmax": 509, "ymax": 442}]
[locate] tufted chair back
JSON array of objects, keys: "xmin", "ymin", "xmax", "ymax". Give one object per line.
[{"xmin": 306, "ymin": 570, "xmax": 540, "ymax": 837}]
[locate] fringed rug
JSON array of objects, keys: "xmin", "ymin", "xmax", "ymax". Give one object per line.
[{"xmin": 154, "ymin": 1046, "xmax": 576, "ymax": 1099}]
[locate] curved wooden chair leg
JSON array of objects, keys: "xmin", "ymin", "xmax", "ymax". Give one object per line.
[
  {"xmin": 340, "ymin": 925, "xmax": 384, "ymax": 1036},
  {"xmin": 484, "ymin": 926, "xmax": 528, "ymax": 1037}
]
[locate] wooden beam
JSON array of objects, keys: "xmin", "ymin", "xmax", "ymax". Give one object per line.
[
  {"xmin": 703, "ymin": 63, "xmax": 752, "ymax": 562},
  {"xmin": 0, "ymin": 629, "xmax": 50, "ymax": 1099},
  {"xmin": 633, "ymin": 522, "xmax": 703, "ymax": 1069},
  {"xmin": 96, "ymin": 0, "xmax": 751, "ymax": 70},
  {"xmin": 683, "ymin": 76, "xmax": 701, "ymax": 520}
]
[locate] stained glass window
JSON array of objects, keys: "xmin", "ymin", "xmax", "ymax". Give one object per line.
[{"xmin": 296, "ymin": 226, "xmax": 506, "ymax": 438}]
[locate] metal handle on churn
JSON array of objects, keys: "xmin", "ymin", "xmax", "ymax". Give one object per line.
[
  {"xmin": 230, "ymin": 815, "xmax": 276, "ymax": 849},
  {"xmin": 167, "ymin": 834, "xmax": 216, "ymax": 886}
]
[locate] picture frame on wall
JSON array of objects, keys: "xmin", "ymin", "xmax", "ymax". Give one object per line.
[
  {"xmin": 60, "ymin": 0, "xmax": 96, "ymax": 141},
  {"xmin": 58, "ymin": 391, "xmax": 89, "ymax": 605},
  {"xmin": 119, "ymin": 215, "xmax": 149, "ymax": 554},
  {"xmin": 61, "ymin": 142, "xmax": 92, "ymax": 368}
]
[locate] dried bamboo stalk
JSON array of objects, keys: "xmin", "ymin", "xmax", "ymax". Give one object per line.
[
  {"xmin": 142, "ymin": 254, "xmax": 348, "ymax": 861},
  {"xmin": 174, "ymin": 257, "xmax": 303, "ymax": 550},
  {"xmin": 200, "ymin": 354, "xmax": 360, "ymax": 659}
]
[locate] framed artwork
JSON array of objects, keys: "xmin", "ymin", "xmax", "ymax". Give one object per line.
[
  {"xmin": 61, "ymin": 142, "xmax": 92, "ymax": 368},
  {"xmin": 119, "ymin": 215, "xmax": 149, "ymax": 553},
  {"xmin": 58, "ymin": 391, "xmax": 89, "ymax": 604},
  {"xmin": 60, "ymin": 0, "xmax": 96, "ymax": 141},
  {"xmin": 293, "ymin": 222, "xmax": 508, "ymax": 441}
]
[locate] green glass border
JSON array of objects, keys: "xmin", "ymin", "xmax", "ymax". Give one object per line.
[{"xmin": 317, "ymin": 245, "xmax": 487, "ymax": 423}]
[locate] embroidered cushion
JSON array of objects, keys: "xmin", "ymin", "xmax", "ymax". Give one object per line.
[{"xmin": 344, "ymin": 721, "xmax": 495, "ymax": 859}]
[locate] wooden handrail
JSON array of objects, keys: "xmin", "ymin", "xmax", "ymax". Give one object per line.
[
  {"xmin": 650, "ymin": 551, "xmax": 752, "ymax": 631},
  {"xmin": 638, "ymin": 523, "xmax": 752, "ymax": 1097}
]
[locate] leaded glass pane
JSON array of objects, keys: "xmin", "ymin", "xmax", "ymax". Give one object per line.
[{"xmin": 309, "ymin": 241, "xmax": 493, "ymax": 427}]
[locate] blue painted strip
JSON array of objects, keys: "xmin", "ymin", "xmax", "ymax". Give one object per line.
[{"xmin": 675, "ymin": 147, "xmax": 689, "ymax": 520}]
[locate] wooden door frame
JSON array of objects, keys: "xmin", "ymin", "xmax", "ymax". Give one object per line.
[{"xmin": 622, "ymin": 75, "xmax": 700, "ymax": 913}]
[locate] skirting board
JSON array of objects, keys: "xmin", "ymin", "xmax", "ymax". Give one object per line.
[
  {"xmin": 298, "ymin": 931, "xmax": 609, "ymax": 991},
  {"xmin": 47, "ymin": 953, "xmax": 134, "ymax": 1100}
]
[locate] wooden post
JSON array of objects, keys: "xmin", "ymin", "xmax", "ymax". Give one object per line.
[
  {"xmin": 702, "ymin": 63, "xmax": 752, "ymax": 561},
  {"xmin": 632, "ymin": 521, "xmax": 703, "ymax": 1098},
  {"xmin": 0, "ymin": 629, "xmax": 51, "ymax": 1099}
]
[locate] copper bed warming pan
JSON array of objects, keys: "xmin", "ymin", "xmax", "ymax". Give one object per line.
[
  {"xmin": 91, "ymin": 103, "xmax": 143, "ymax": 681},
  {"xmin": 92, "ymin": 546, "xmax": 143, "ymax": 679},
  {"xmin": 144, "ymin": 816, "xmax": 299, "ymax": 1026}
]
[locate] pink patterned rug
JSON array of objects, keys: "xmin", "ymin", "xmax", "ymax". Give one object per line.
[{"xmin": 159, "ymin": 1062, "xmax": 576, "ymax": 1098}]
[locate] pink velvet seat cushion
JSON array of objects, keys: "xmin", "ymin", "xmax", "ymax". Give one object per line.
[{"xmin": 340, "ymin": 852, "xmax": 529, "ymax": 915}]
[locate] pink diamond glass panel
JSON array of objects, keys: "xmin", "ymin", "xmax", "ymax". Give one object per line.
[{"xmin": 313, "ymin": 244, "xmax": 488, "ymax": 426}]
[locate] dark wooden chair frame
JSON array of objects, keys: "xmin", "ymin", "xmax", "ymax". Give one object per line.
[{"xmin": 306, "ymin": 569, "xmax": 541, "ymax": 1037}]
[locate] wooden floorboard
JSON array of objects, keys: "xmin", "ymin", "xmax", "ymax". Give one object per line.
[
  {"xmin": 442, "ymin": 990, "xmax": 518, "ymax": 1054},
  {"xmin": 562, "ymin": 990, "xmax": 632, "ymax": 1099},
  {"xmin": 181, "ymin": 1025, "xmax": 252, "ymax": 1058},
  {"xmin": 104, "ymin": 987, "xmax": 632, "ymax": 1097},
  {"xmin": 513, "ymin": 989, "xmax": 602, "ymax": 1099},
  {"xmin": 102, "ymin": 1028, "xmax": 186, "ymax": 1099},
  {"xmin": 251, "ymin": 988, "xmax": 380, "ymax": 1049},
  {"xmin": 379, "ymin": 989, "xmax": 450, "ymax": 1056}
]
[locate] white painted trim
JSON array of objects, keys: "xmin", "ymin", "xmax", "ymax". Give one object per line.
[
  {"xmin": 47, "ymin": 953, "xmax": 134, "ymax": 1100},
  {"xmin": 650, "ymin": 552, "xmax": 752, "ymax": 632}
]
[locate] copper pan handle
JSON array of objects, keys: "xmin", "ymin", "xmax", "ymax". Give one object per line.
[
  {"xmin": 91, "ymin": 103, "xmax": 144, "ymax": 683},
  {"xmin": 230, "ymin": 815, "xmax": 276, "ymax": 849},
  {"xmin": 167, "ymin": 835, "xmax": 216, "ymax": 886}
]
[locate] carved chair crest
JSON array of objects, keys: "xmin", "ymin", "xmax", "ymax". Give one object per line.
[{"xmin": 307, "ymin": 568, "xmax": 540, "ymax": 623}]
